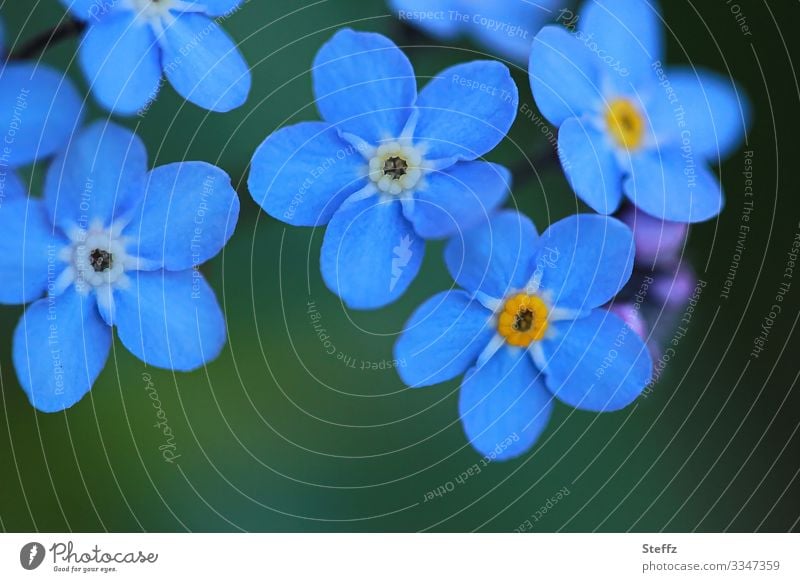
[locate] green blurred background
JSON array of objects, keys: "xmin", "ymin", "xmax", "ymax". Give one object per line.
[{"xmin": 1, "ymin": 0, "xmax": 798, "ymax": 532}]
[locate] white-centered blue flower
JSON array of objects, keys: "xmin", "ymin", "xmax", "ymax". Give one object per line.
[
  {"xmin": 529, "ymin": 0, "xmax": 750, "ymax": 222},
  {"xmin": 395, "ymin": 210, "xmax": 653, "ymax": 460},
  {"xmin": 60, "ymin": 0, "xmax": 251, "ymax": 114},
  {"xmin": 248, "ymin": 29, "xmax": 519, "ymax": 309},
  {"xmin": 0, "ymin": 121, "xmax": 240, "ymax": 412}
]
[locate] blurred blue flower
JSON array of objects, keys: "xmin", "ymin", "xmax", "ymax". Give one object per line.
[
  {"xmin": 0, "ymin": 54, "xmax": 84, "ymax": 200},
  {"xmin": 395, "ymin": 211, "xmax": 653, "ymax": 460},
  {"xmin": 529, "ymin": 0, "xmax": 750, "ymax": 222},
  {"xmin": 249, "ymin": 29, "xmax": 518, "ymax": 309},
  {"xmin": 389, "ymin": 0, "xmax": 566, "ymax": 65},
  {"xmin": 0, "ymin": 121, "xmax": 239, "ymax": 412},
  {"xmin": 61, "ymin": 0, "xmax": 251, "ymax": 114}
]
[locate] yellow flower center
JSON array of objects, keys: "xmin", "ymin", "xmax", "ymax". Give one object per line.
[
  {"xmin": 606, "ymin": 98, "xmax": 645, "ymax": 150},
  {"xmin": 497, "ymin": 293, "xmax": 549, "ymax": 347}
]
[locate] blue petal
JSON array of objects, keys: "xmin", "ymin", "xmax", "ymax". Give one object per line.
[
  {"xmin": 444, "ymin": 209, "xmax": 537, "ymax": 300},
  {"xmin": 650, "ymin": 67, "xmax": 750, "ymax": 161},
  {"xmin": 0, "ymin": 63, "xmax": 84, "ymax": 167},
  {"xmin": 0, "ymin": 199, "xmax": 68, "ymax": 305},
  {"xmin": 389, "ymin": 0, "xmax": 461, "ymax": 39},
  {"xmin": 624, "ymin": 150, "xmax": 723, "ymax": 222},
  {"xmin": 313, "ymin": 29, "xmax": 416, "ymax": 145},
  {"xmin": 123, "ymin": 162, "xmax": 240, "ymax": 271},
  {"xmin": 464, "ymin": 0, "xmax": 560, "ymax": 64},
  {"xmin": 539, "ymin": 309, "xmax": 652, "ymax": 411},
  {"xmin": 2, "ymin": 171, "xmax": 26, "ymax": 201},
  {"xmin": 558, "ymin": 117, "xmax": 623, "ymax": 214},
  {"xmin": 59, "ymin": 0, "xmax": 114, "ymax": 21},
  {"xmin": 406, "ymin": 162, "xmax": 510, "ymax": 239},
  {"xmin": 460, "ymin": 346, "xmax": 553, "ymax": 460},
  {"xmin": 13, "ymin": 287, "xmax": 111, "ymax": 413},
  {"xmin": 184, "ymin": 0, "xmax": 244, "ymax": 17},
  {"xmin": 535, "ymin": 214, "xmax": 634, "ymax": 311},
  {"xmin": 44, "ymin": 121, "xmax": 147, "ymax": 232},
  {"xmin": 321, "ymin": 197, "xmax": 424, "ymax": 309},
  {"xmin": 248, "ymin": 122, "xmax": 368, "ymax": 226},
  {"xmin": 395, "ymin": 290, "xmax": 494, "ymax": 388},
  {"xmin": 529, "ymin": 25, "xmax": 601, "ymax": 126},
  {"xmin": 79, "ymin": 13, "xmax": 162, "ymax": 115},
  {"xmin": 162, "ymin": 13, "xmax": 251, "ymax": 112},
  {"xmin": 413, "ymin": 60, "xmax": 518, "ymax": 161},
  {"xmin": 114, "ymin": 269, "xmax": 227, "ymax": 370},
  {"xmin": 578, "ymin": 0, "xmax": 663, "ymax": 89}
]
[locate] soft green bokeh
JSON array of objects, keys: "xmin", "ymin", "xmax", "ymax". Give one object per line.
[{"xmin": 0, "ymin": 0, "xmax": 798, "ymax": 532}]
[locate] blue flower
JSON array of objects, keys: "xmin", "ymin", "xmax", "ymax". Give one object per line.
[
  {"xmin": 529, "ymin": 0, "xmax": 750, "ymax": 222},
  {"xmin": 389, "ymin": 0, "xmax": 567, "ymax": 65},
  {"xmin": 0, "ymin": 56, "xmax": 84, "ymax": 199},
  {"xmin": 61, "ymin": 0, "xmax": 251, "ymax": 114},
  {"xmin": 395, "ymin": 211, "xmax": 653, "ymax": 460},
  {"xmin": 249, "ymin": 29, "xmax": 518, "ymax": 309},
  {"xmin": 0, "ymin": 121, "xmax": 239, "ymax": 412}
]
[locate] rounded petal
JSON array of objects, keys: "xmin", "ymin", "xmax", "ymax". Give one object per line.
[
  {"xmin": 0, "ymin": 63, "xmax": 84, "ymax": 167},
  {"xmin": 444, "ymin": 209, "xmax": 537, "ymax": 300},
  {"xmin": 389, "ymin": 0, "xmax": 461, "ymax": 39},
  {"xmin": 578, "ymin": 0, "xmax": 663, "ymax": 89},
  {"xmin": 59, "ymin": 0, "xmax": 114, "ymax": 21},
  {"xmin": 535, "ymin": 214, "xmax": 634, "ymax": 311},
  {"xmin": 459, "ymin": 346, "xmax": 553, "ymax": 460},
  {"xmin": 395, "ymin": 291, "xmax": 494, "ymax": 388},
  {"xmin": 558, "ymin": 117, "xmax": 623, "ymax": 214},
  {"xmin": 115, "ymin": 269, "xmax": 227, "ymax": 371},
  {"xmin": 0, "ymin": 199, "xmax": 68, "ymax": 305},
  {"xmin": 406, "ymin": 162, "xmax": 510, "ymax": 239},
  {"xmin": 539, "ymin": 309, "xmax": 653, "ymax": 411},
  {"xmin": 529, "ymin": 25, "xmax": 602, "ymax": 126},
  {"xmin": 650, "ymin": 67, "xmax": 750, "ymax": 161},
  {"xmin": 321, "ymin": 197, "xmax": 424, "ymax": 309},
  {"xmin": 13, "ymin": 287, "xmax": 111, "ymax": 413},
  {"xmin": 248, "ymin": 122, "xmax": 368, "ymax": 226},
  {"xmin": 312, "ymin": 29, "xmax": 415, "ymax": 145},
  {"xmin": 413, "ymin": 60, "xmax": 518, "ymax": 161},
  {"xmin": 624, "ymin": 150, "xmax": 723, "ymax": 223},
  {"xmin": 162, "ymin": 13, "xmax": 251, "ymax": 112},
  {"xmin": 79, "ymin": 13, "xmax": 163, "ymax": 115},
  {"xmin": 123, "ymin": 162, "xmax": 240, "ymax": 271},
  {"xmin": 44, "ymin": 121, "xmax": 147, "ymax": 232}
]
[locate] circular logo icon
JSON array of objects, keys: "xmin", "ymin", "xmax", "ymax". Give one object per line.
[{"xmin": 20, "ymin": 542, "xmax": 45, "ymax": 570}]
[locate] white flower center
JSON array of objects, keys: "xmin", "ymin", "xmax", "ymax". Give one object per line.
[
  {"xmin": 64, "ymin": 222, "xmax": 131, "ymax": 294},
  {"xmin": 128, "ymin": 0, "xmax": 178, "ymax": 20},
  {"xmin": 368, "ymin": 141, "xmax": 428, "ymax": 196}
]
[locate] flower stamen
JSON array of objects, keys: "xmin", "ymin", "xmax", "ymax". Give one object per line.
[
  {"xmin": 606, "ymin": 98, "xmax": 645, "ymax": 150},
  {"xmin": 497, "ymin": 293, "xmax": 549, "ymax": 347}
]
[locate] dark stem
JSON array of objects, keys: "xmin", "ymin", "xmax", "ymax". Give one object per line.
[{"xmin": 10, "ymin": 18, "xmax": 85, "ymax": 61}]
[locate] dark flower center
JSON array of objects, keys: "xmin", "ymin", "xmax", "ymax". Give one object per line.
[
  {"xmin": 512, "ymin": 309, "xmax": 534, "ymax": 332},
  {"xmin": 383, "ymin": 156, "xmax": 408, "ymax": 180},
  {"xmin": 89, "ymin": 249, "xmax": 113, "ymax": 272}
]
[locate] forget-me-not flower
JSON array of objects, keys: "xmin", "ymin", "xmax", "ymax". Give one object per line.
[
  {"xmin": 389, "ymin": 0, "xmax": 566, "ymax": 65},
  {"xmin": 61, "ymin": 0, "xmax": 251, "ymax": 114},
  {"xmin": 395, "ymin": 210, "xmax": 653, "ymax": 460},
  {"xmin": 0, "ymin": 121, "xmax": 239, "ymax": 412},
  {"xmin": 249, "ymin": 29, "xmax": 518, "ymax": 309},
  {"xmin": 529, "ymin": 0, "xmax": 749, "ymax": 222}
]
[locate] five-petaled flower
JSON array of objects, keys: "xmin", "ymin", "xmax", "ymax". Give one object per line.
[
  {"xmin": 388, "ymin": 0, "xmax": 566, "ymax": 65},
  {"xmin": 0, "ymin": 121, "xmax": 239, "ymax": 412},
  {"xmin": 395, "ymin": 210, "xmax": 653, "ymax": 460},
  {"xmin": 249, "ymin": 28, "xmax": 518, "ymax": 309},
  {"xmin": 61, "ymin": 0, "xmax": 251, "ymax": 114},
  {"xmin": 529, "ymin": 0, "xmax": 749, "ymax": 222}
]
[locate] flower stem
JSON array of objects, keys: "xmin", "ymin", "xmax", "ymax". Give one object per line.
[{"xmin": 10, "ymin": 18, "xmax": 85, "ymax": 61}]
